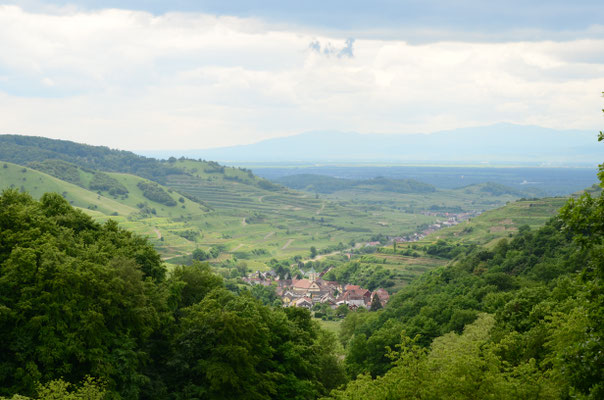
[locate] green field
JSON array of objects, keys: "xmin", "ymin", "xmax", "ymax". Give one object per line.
[
  {"xmin": 317, "ymin": 319, "xmax": 342, "ymax": 336},
  {"xmin": 328, "ymin": 196, "xmax": 569, "ymax": 296},
  {"xmin": 0, "ymin": 156, "xmax": 567, "ymax": 271},
  {"xmin": 426, "ymin": 197, "xmax": 568, "ymax": 247}
]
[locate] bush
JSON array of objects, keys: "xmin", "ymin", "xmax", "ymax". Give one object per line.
[
  {"xmin": 136, "ymin": 181, "xmax": 176, "ymax": 206},
  {"xmin": 89, "ymin": 172, "xmax": 129, "ymax": 195}
]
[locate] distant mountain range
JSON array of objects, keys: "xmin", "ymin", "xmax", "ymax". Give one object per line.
[{"xmin": 138, "ymin": 123, "xmax": 601, "ymax": 165}]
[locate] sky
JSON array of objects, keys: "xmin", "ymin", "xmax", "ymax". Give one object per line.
[{"xmin": 0, "ymin": 1, "xmax": 603, "ymax": 151}]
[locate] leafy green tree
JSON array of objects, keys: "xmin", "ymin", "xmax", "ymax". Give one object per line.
[
  {"xmin": 171, "ymin": 290, "xmax": 345, "ymax": 399},
  {"xmin": 336, "ymin": 304, "xmax": 350, "ymax": 319},
  {"xmin": 0, "ymin": 376, "xmax": 106, "ymax": 400},
  {"xmin": 0, "ymin": 190, "xmax": 166, "ymax": 398}
]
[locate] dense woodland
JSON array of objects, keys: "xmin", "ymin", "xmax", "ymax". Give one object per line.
[
  {"xmin": 0, "ymin": 135, "xmax": 181, "ymax": 183},
  {"xmin": 0, "ymin": 191, "xmax": 345, "ymax": 399}
]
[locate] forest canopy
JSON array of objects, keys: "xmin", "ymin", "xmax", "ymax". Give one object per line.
[{"xmin": 0, "ymin": 190, "xmax": 344, "ymax": 399}]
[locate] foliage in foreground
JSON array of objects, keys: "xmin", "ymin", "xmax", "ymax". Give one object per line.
[
  {"xmin": 0, "ymin": 190, "xmax": 345, "ymax": 399},
  {"xmin": 328, "ymin": 150, "xmax": 604, "ymax": 399}
]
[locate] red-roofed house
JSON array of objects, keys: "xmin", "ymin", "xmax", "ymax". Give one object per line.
[{"xmin": 294, "ymin": 297, "xmax": 313, "ymax": 309}]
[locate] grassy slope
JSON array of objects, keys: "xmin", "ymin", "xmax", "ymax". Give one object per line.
[
  {"xmin": 0, "ymin": 162, "xmax": 206, "ymax": 259},
  {"xmin": 0, "ymin": 162, "xmax": 136, "ymax": 215},
  {"xmin": 1, "ymin": 159, "xmax": 438, "ymax": 264},
  {"xmin": 1, "ymin": 157, "xmax": 566, "ymax": 271},
  {"xmin": 345, "ymin": 197, "xmax": 567, "ymax": 295},
  {"xmin": 429, "ymin": 197, "xmax": 568, "ymax": 247}
]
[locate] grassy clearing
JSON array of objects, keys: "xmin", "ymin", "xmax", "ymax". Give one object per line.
[{"xmin": 317, "ymin": 319, "xmax": 342, "ymax": 336}]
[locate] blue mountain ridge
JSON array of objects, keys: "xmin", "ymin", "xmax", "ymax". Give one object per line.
[{"xmin": 138, "ymin": 123, "xmax": 601, "ymax": 164}]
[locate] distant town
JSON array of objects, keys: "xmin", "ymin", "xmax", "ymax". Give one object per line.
[
  {"xmin": 240, "ymin": 211, "xmax": 481, "ymax": 311},
  {"xmin": 244, "ymin": 266, "xmax": 390, "ymax": 310},
  {"xmin": 396, "ymin": 211, "xmax": 479, "ymax": 242}
]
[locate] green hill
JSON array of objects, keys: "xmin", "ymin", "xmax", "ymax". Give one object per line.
[
  {"xmin": 326, "ymin": 180, "xmax": 603, "ymax": 399},
  {"xmin": 0, "ymin": 162, "xmax": 136, "ymax": 215},
  {"xmin": 274, "ymin": 174, "xmax": 436, "ymax": 194},
  {"xmin": 0, "ymin": 135, "xmax": 565, "ymax": 268},
  {"xmin": 0, "ymin": 141, "xmax": 437, "ymax": 264},
  {"xmin": 427, "ymin": 196, "xmax": 568, "ymax": 247}
]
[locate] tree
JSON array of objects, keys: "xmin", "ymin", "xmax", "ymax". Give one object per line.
[
  {"xmin": 370, "ymin": 293, "xmax": 383, "ymax": 311},
  {"xmin": 191, "ymin": 247, "xmax": 209, "ymax": 261},
  {"xmin": 336, "ymin": 304, "xmax": 350, "ymax": 318},
  {"xmin": 0, "ymin": 190, "xmax": 166, "ymax": 398}
]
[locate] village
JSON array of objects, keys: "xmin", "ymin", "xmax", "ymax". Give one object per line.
[
  {"xmin": 240, "ymin": 212, "xmax": 479, "ymax": 312},
  {"xmin": 391, "ymin": 211, "xmax": 478, "ymax": 243},
  {"xmin": 243, "ymin": 266, "xmax": 390, "ymax": 311}
]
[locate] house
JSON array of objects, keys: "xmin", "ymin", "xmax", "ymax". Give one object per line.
[
  {"xmin": 291, "ymin": 279, "xmax": 313, "ymax": 294},
  {"xmin": 294, "ymin": 297, "xmax": 313, "ymax": 309},
  {"xmin": 281, "ymin": 290, "xmax": 298, "ymax": 306},
  {"xmin": 337, "ymin": 285, "xmax": 372, "ymax": 307},
  {"xmin": 336, "ymin": 292, "xmax": 366, "ymax": 308},
  {"xmin": 319, "ymin": 293, "xmax": 337, "ymax": 308},
  {"xmin": 322, "ymin": 280, "xmax": 342, "ymax": 293},
  {"xmin": 292, "ymin": 278, "xmax": 325, "ymax": 296},
  {"xmin": 372, "ymin": 288, "xmax": 390, "ymax": 307}
]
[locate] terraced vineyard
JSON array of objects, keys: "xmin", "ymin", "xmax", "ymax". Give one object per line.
[
  {"xmin": 427, "ymin": 196, "xmax": 569, "ymax": 247},
  {"xmin": 0, "ymin": 138, "xmax": 570, "ymax": 271},
  {"xmin": 318, "ymin": 195, "xmax": 572, "ymax": 299}
]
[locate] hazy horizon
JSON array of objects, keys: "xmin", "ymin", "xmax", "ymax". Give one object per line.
[{"xmin": 1, "ymin": 1, "xmax": 603, "ymax": 152}]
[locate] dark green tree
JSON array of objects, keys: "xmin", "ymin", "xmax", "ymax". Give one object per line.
[{"xmin": 370, "ymin": 293, "xmax": 382, "ymax": 311}]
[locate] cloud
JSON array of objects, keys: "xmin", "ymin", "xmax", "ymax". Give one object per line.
[
  {"xmin": 0, "ymin": 5, "xmax": 602, "ymax": 151},
  {"xmin": 309, "ymin": 37, "xmax": 355, "ymax": 58}
]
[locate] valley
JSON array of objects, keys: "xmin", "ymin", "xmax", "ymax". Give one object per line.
[
  {"xmin": 0, "ymin": 138, "xmax": 568, "ymax": 275},
  {"xmin": 1, "ymin": 134, "xmax": 600, "ymax": 400},
  {"xmin": 0, "ymin": 136, "xmax": 576, "ymax": 296}
]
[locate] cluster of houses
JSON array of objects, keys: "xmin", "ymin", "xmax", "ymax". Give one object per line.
[
  {"xmin": 243, "ymin": 268, "xmax": 390, "ymax": 310},
  {"xmin": 392, "ymin": 212, "xmax": 479, "ymax": 243}
]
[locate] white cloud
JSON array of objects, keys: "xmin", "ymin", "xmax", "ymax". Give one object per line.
[{"xmin": 0, "ymin": 5, "xmax": 602, "ymax": 151}]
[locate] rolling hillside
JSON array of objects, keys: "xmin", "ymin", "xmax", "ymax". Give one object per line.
[
  {"xmin": 0, "ymin": 135, "xmax": 567, "ymax": 269},
  {"xmin": 324, "ymin": 195, "xmax": 572, "ymax": 299},
  {"xmin": 0, "ymin": 137, "xmax": 441, "ymax": 264},
  {"xmin": 273, "ymin": 174, "xmax": 436, "ymax": 194}
]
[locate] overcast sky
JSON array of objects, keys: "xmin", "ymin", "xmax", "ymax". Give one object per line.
[{"xmin": 1, "ymin": 1, "xmax": 603, "ymax": 150}]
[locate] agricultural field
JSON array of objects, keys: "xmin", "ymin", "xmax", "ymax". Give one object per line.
[
  {"xmin": 322, "ymin": 181, "xmax": 528, "ymax": 214},
  {"xmin": 425, "ymin": 196, "xmax": 568, "ymax": 247},
  {"xmin": 0, "ymin": 153, "xmax": 569, "ymax": 272},
  {"xmin": 319, "ymin": 195, "xmax": 571, "ymax": 300}
]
